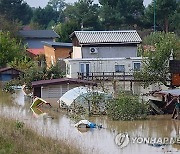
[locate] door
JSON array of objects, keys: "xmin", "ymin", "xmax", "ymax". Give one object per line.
[{"xmin": 80, "ymin": 63, "xmax": 90, "ymax": 77}]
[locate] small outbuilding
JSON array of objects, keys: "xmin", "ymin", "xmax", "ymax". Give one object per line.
[
  {"xmin": 32, "ymin": 78, "xmax": 97, "ymax": 100},
  {"xmin": 0, "ymin": 67, "xmax": 23, "ymax": 81}
]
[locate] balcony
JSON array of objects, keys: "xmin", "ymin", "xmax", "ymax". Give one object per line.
[{"xmin": 77, "ymin": 72, "xmax": 135, "ymax": 81}]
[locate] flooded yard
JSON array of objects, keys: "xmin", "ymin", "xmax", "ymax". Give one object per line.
[{"xmin": 0, "ymin": 89, "xmax": 180, "ymax": 154}]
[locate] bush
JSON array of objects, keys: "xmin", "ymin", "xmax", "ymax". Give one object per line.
[{"xmin": 107, "ymin": 92, "xmax": 149, "ymax": 121}]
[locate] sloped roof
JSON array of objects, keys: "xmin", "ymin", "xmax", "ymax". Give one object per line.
[
  {"xmin": 19, "ymin": 30, "xmax": 59, "ymax": 38},
  {"xmin": 26, "ymin": 48, "xmax": 45, "ymax": 56},
  {"xmin": 43, "ymin": 41, "xmax": 72, "ymax": 48},
  {"xmin": 32, "ymin": 78, "xmax": 97, "ymax": 87},
  {"xmin": 70, "ymin": 30, "xmax": 142, "ymax": 45},
  {"xmin": 0, "ymin": 67, "xmax": 23, "ymax": 73}
]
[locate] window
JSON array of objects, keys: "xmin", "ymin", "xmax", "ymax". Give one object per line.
[
  {"xmin": 133, "ymin": 62, "xmax": 141, "ymax": 71},
  {"xmin": 115, "ymin": 65, "xmax": 125, "ymax": 72},
  {"xmin": 66, "ymin": 64, "xmax": 70, "ymax": 75},
  {"xmin": 80, "ymin": 63, "xmax": 90, "ymax": 76}
]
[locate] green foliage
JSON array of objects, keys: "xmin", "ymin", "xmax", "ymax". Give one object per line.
[
  {"xmin": 0, "ymin": 32, "xmax": 25, "ymax": 67},
  {"xmin": 48, "ymin": 0, "xmax": 66, "ymax": 11},
  {"xmin": 64, "ymin": 0, "xmax": 101, "ymax": 30},
  {"xmin": 15, "ymin": 121, "xmax": 24, "ymax": 130},
  {"xmin": 107, "ymin": 92, "xmax": 149, "ymax": 121},
  {"xmin": 144, "ymin": 0, "xmax": 177, "ymax": 32},
  {"xmin": 135, "ymin": 32, "xmax": 180, "ymax": 87},
  {"xmin": 0, "ymin": 0, "xmax": 32, "ymax": 25},
  {"xmin": 8, "ymin": 56, "xmax": 37, "ymax": 72},
  {"xmin": 31, "ymin": 5, "xmax": 59, "ymax": 29},
  {"xmin": 99, "ymin": 0, "xmax": 145, "ymax": 30},
  {"xmin": 54, "ymin": 20, "xmax": 80, "ymax": 42},
  {"xmin": 0, "ymin": 15, "xmax": 22, "ymax": 37}
]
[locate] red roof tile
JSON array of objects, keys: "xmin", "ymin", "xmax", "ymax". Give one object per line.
[{"xmin": 26, "ymin": 48, "xmax": 45, "ymax": 56}]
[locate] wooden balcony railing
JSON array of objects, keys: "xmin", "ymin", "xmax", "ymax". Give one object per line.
[{"xmin": 77, "ymin": 72, "xmax": 135, "ymax": 81}]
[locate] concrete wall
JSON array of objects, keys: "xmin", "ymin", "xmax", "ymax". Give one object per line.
[
  {"xmin": 64, "ymin": 58, "xmax": 142, "ymax": 78},
  {"xmin": 79, "ymin": 46, "xmax": 137, "ymax": 58}
]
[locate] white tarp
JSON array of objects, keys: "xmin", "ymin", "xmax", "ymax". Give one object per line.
[
  {"xmin": 156, "ymin": 89, "xmax": 180, "ymax": 96},
  {"xmin": 74, "ymin": 120, "xmax": 91, "ymax": 127},
  {"xmin": 58, "ymin": 86, "xmax": 91, "ymax": 106}
]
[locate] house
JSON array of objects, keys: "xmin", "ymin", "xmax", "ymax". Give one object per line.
[
  {"xmin": 64, "ymin": 57, "xmax": 143, "ymax": 80},
  {"xmin": 70, "ymin": 30, "xmax": 142, "ymax": 59},
  {"xmin": 19, "ymin": 30, "xmax": 59, "ymax": 49},
  {"xmin": 170, "ymin": 60, "xmax": 180, "ymax": 86},
  {"xmin": 26, "ymin": 48, "xmax": 45, "ymax": 57},
  {"xmin": 0, "ymin": 67, "xmax": 23, "ymax": 81},
  {"xmin": 43, "ymin": 41, "xmax": 72, "ymax": 68},
  {"xmin": 32, "ymin": 78, "xmax": 97, "ymax": 100}
]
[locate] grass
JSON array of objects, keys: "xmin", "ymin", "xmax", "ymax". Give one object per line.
[
  {"xmin": 0, "ymin": 117, "xmax": 80, "ymax": 154},
  {"xmin": 0, "ymin": 90, "xmax": 13, "ymax": 106}
]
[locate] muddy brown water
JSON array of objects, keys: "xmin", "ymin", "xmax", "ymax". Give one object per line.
[{"xmin": 0, "ymin": 89, "xmax": 180, "ymax": 154}]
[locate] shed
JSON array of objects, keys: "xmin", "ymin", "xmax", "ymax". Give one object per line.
[
  {"xmin": 43, "ymin": 41, "xmax": 72, "ymax": 68},
  {"xmin": 0, "ymin": 67, "xmax": 23, "ymax": 81},
  {"xmin": 169, "ymin": 60, "xmax": 180, "ymax": 86},
  {"xmin": 32, "ymin": 78, "xmax": 97, "ymax": 99}
]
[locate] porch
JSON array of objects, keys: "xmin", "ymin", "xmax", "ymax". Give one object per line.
[{"xmin": 77, "ymin": 72, "xmax": 135, "ymax": 81}]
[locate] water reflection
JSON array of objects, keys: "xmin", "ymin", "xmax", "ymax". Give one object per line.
[{"xmin": 0, "ymin": 90, "xmax": 180, "ymax": 154}]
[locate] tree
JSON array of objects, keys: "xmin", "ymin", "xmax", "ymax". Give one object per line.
[
  {"xmin": 144, "ymin": 0, "xmax": 177, "ymax": 32},
  {"xmin": 0, "ymin": 0, "xmax": 33, "ymax": 25},
  {"xmin": 135, "ymin": 32, "xmax": 180, "ymax": 87},
  {"xmin": 0, "ymin": 15, "xmax": 22, "ymax": 37},
  {"xmin": 99, "ymin": 0, "xmax": 144, "ymax": 30},
  {"xmin": 31, "ymin": 5, "xmax": 58, "ymax": 29},
  {"xmin": 48, "ymin": 0, "xmax": 66, "ymax": 11},
  {"xmin": 0, "ymin": 32, "xmax": 25, "ymax": 67},
  {"xmin": 54, "ymin": 20, "xmax": 80, "ymax": 42},
  {"xmin": 64, "ymin": 0, "xmax": 101, "ymax": 30}
]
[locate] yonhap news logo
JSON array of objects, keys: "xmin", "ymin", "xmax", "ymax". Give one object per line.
[{"xmin": 115, "ymin": 133, "xmax": 180, "ymax": 149}]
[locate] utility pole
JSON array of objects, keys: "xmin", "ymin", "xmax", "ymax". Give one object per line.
[{"xmin": 153, "ymin": 0, "xmax": 156, "ymax": 32}]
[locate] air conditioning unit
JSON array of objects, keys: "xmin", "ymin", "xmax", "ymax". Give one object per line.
[{"xmin": 90, "ymin": 47, "xmax": 98, "ymax": 54}]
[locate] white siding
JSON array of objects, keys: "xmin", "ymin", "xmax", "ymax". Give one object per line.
[
  {"xmin": 72, "ymin": 47, "xmax": 82, "ymax": 58},
  {"xmin": 82, "ymin": 46, "xmax": 137, "ymax": 58},
  {"xmin": 41, "ymin": 84, "xmax": 82, "ymax": 99},
  {"xmin": 64, "ymin": 58, "xmax": 143, "ymax": 78}
]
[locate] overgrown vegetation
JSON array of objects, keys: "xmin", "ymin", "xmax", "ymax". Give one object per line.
[
  {"xmin": 0, "ymin": 31, "xmax": 25, "ymax": 67},
  {"xmin": 3, "ymin": 62, "xmax": 65, "ymax": 91},
  {"xmin": 135, "ymin": 32, "xmax": 180, "ymax": 87},
  {"xmin": 107, "ymin": 92, "xmax": 149, "ymax": 121},
  {"xmin": 0, "ymin": 117, "xmax": 79, "ymax": 154}
]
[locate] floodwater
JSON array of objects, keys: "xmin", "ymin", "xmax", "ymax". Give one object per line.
[{"xmin": 0, "ymin": 89, "xmax": 180, "ymax": 154}]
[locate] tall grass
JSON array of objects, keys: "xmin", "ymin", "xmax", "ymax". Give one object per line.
[{"xmin": 0, "ymin": 117, "xmax": 80, "ymax": 154}]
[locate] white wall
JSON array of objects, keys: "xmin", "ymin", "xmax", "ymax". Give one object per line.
[
  {"xmin": 72, "ymin": 47, "xmax": 82, "ymax": 58},
  {"xmin": 64, "ymin": 58, "xmax": 142, "ymax": 78}
]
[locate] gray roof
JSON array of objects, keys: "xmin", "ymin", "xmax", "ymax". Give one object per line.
[
  {"xmin": 43, "ymin": 41, "xmax": 72, "ymax": 48},
  {"xmin": 32, "ymin": 78, "xmax": 97, "ymax": 87},
  {"xmin": 70, "ymin": 30, "xmax": 142, "ymax": 45},
  {"xmin": 19, "ymin": 30, "xmax": 59, "ymax": 38}
]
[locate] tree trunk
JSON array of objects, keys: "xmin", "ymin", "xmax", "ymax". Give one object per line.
[{"xmin": 164, "ymin": 17, "xmax": 169, "ymax": 33}]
